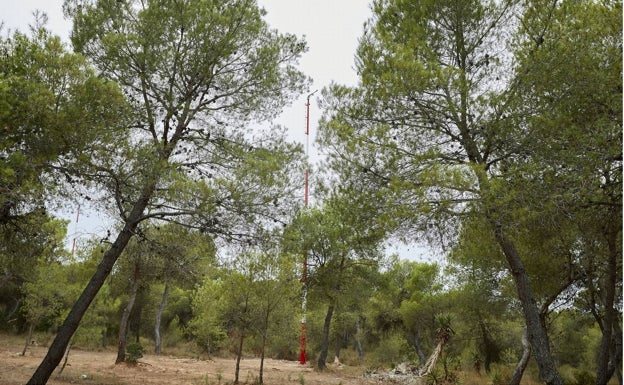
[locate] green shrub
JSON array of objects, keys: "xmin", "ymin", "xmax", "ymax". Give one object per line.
[
  {"xmin": 366, "ymin": 333, "xmax": 409, "ymax": 369},
  {"xmin": 573, "ymin": 369, "xmax": 596, "ymax": 385},
  {"xmin": 126, "ymin": 342, "xmax": 144, "ymax": 364},
  {"xmin": 489, "ymin": 364, "xmax": 512, "ymax": 385}
]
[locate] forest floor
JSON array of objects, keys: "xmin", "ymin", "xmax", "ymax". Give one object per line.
[{"xmin": 0, "ymin": 334, "xmax": 381, "ymax": 385}]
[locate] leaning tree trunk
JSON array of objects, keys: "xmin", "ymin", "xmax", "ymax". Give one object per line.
[
  {"xmin": 116, "ymin": 269, "xmax": 141, "ymax": 364},
  {"xmin": 21, "ymin": 322, "xmax": 35, "ymax": 356},
  {"xmin": 27, "ymin": 183, "xmax": 156, "ymax": 385},
  {"xmin": 493, "ymin": 223, "xmax": 563, "ymax": 385},
  {"xmin": 419, "ymin": 339, "xmax": 445, "ymax": 376},
  {"xmin": 317, "ymin": 303, "xmax": 335, "ymax": 370},
  {"xmin": 154, "ymin": 282, "xmax": 170, "ymax": 354},
  {"xmin": 510, "ymin": 327, "xmax": 531, "ymax": 385},
  {"xmin": 56, "ymin": 341, "xmax": 74, "ymax": 377}
]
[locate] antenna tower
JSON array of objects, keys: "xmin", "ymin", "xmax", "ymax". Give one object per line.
[
  {"xmin": 71, "ymin": 204, "xmax": 80, "ymax": 256},
  {"xmin": 300, "ymin": 90, "xmax": 317, "ymax": 365}
]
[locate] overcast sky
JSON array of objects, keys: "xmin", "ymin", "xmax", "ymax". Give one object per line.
[{"xmin": 1, "ymin": 1, "xmax": 434, "ymax": 261}]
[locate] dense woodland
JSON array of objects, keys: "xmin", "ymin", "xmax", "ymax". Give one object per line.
[{"xmin": 0, "ymin": 0, "xmax": 621, "ymax": 384}]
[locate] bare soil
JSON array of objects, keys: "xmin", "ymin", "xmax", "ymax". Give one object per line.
[{"xmin": 0, "ymin": 337, "xmax": 378, "ymax": 385}]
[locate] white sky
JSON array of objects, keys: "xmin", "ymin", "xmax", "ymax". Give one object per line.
[{"xmin": 1, "ymin": 0, "xmax": 435, "ymax": 262}]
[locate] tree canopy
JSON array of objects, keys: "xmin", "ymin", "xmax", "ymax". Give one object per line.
[{"xmin": 0, "ymin": 1, "xmax": 620, "ymax": 384}]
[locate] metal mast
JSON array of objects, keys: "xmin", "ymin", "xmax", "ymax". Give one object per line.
[
  {"xmin": 300, "ymin": 90, "xmax": 316, "ymax": 365},
  {"xmin": 71, "ymin": 204, "xmax": 80, "ymax": 256}
]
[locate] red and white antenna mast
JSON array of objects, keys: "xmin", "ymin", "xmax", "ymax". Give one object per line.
[
  {"xmin": 300, "ymin": 90, "xmax": 317, "ymax": 365},
  {"xmin": 71, "ymin": 204, "xmax": 80, "ymax": 256}
]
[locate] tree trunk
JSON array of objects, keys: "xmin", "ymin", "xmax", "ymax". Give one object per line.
[
  {"xmin": 234, "ymin": 331, "xmax": 245, "ymax": 384},
  {"xmin": 27, "ymin": 177, "xmax": 157, "ymax": 385},
  {"xmin": 492, "ymin": 222, "xmax": 563, "ymax": 385},
  {"xmin": 101, "ymin": 327, "xmax": 108, "ymax": 348},
  {"xmin": 56, "ymin": 341, "xmax": 74, "ymax": 377},
  {"xmin": 478, "ymin": 319, "xmax": 498, "ymax": 373},
  {"xmin": 596, "ymin": 230, "xmax": 619, "ymax": 385},
  {"xmin": 317, "ymin": 303, "xmax": 335, "ymax": 370},
  {"xmin": 355, "ymin": 319, "xmax": 364, "ymax": 361},
  {"xmin": 234, "ymin": 294, "xmax": 250, "ymax": 385},
  {"xmin": 259, "ymin": 332, "xmax": 266, "ymax": 385},
  {"xmin": 22, "ymin": 322, "xmax": 35, "ymax": 356},
  {"xmin": 510, "ymin": 327, "xmax": 531, "ymax": 385},
  {"xmin": 134, "ymin": 303, "xmax": 141, "ymax": 344},
  {"xmin": 27, "ymin": 219, "xmax": 143, "ymax": 384},
  {"xmin": 612, "ymin": 320, "xmax": 623, "ymax": 385},
  {"xmin": 154, "ymin": 282, "xmax": 170, "ymax": 354},
  {"xmin": 334, "ymin": 326, "xmax": 346, "ymax": 363},
  {"xmin": 258, "ymin": 302, "xmax": 272, "ymax": 385},
  {"xmin": 116, "ymin": 269, "xmax": 140, "ymax": 364},
  {"xmin": 419, "ymin": 340, "xmax": 444, "ymax": 376},
  {"xmin": 412, "ymin": 330, "xmax": 426, "ymax": 366},
  {"xmin": 6, "ymin": 298, "xmax": 20, "ymax": 323}
]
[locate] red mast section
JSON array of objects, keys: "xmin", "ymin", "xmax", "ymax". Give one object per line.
[{"xmin": 300, "ymin": 90, "xmax": 316, "ymax": 365}]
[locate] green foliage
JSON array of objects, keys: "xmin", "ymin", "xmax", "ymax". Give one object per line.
[
  {"xmin": 188, "ymin": 278, "xmax": 227, "ymax": 354},
  {"xmin": 489, "ymin": 364, "xmax": 513, "ymax": 385},
  {"xmin": 367, "ymin": 332, "xmax": 410, "ymax": 369},
  {"xmin": 572, "ymin": 369, "xmax": 596, "ymax": 385},
  {"xmin": 125, "ymin": 342, "xmax": 144, "ymax": 364},
  {"xmin": 20, "ymin": 262, "xmax": 72, "ymax": 329}
]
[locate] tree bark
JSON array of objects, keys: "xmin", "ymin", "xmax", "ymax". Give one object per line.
[
  {"xmin": 234, "ymin": 294, "xmax": 250, "ymax": 385},
  {"xmin": 234, "ymin": 331, "xmax": 245, "ymax": 384},
  {"xmin": 355, "ymin": 319, "xmax": 364, "ymax": 361},
  {"xmin": 56, "ymin": 341, "xmax": 74, "ymax": 377},
  {"xmin": 492, "ymin": 223, "xmax": 563, "ymax": 385},
  {"xmin": 478, "ymin": 318, "xmax": 498, "ymax": 373},
  {"xmin": 259, "ymin": 331, "xmax": 266, "ymax": 384},
  {"xmin": 22, "ymin": 322, "xmax": 35, "ymax": 356},
  {"xmin": 27, "ymin": 182, "xmax": 156, "ymax": 384},
  {"xmin": 412, "ymin": 330, "xmax": 426, "ymax": 366},
  {"xmin": 116, "ymin": 267, "xmax": 140, "ymax": 364},
  {"xmin": 596, "ymin": 229, "xmax": 619, "ymax": 385},
  {"xmin": 154, "ymin": 282, "xmax": 170, "ymax": 354},
  {"xmin": 259, "ymin": 307, "xmax": 270, "ymax": 385},
  {"xmin": 510, "ymin": 327, "xmax": 531, "ymax": 385},
  {"xmin": 612, "ymin": 320, "xmax": 623, "ymax": 385},
  {"xmin": 334, "ymin": 326, "xmax": 347, "ymax": 363},
  {"xmin": 317, "ymin": 303, "xmax": 335, "ymax": 370},
  {"xmin": 419, "ymin": 340, "xmax": 444, "ymax": 376}
]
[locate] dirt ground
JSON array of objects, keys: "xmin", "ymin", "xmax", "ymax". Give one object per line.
[{"xmin": 0, "ymin": 338, "xmax": 379, "ymax": 385}]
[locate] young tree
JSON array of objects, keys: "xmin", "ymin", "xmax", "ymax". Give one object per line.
[
  {"xmin": 20, "ymin": 262, "xmax": 71, "ymax": 356},
  {"xmin": 250, "ymin": 251, "xmax": 298, "ymax": 384},
  {"xmin": 191, "ymin": 252, "xmax": 281, "ymax": 385},
  {"xmin": 148, "ymin": 225, "xmax": 215, "ymax": 355},
  {"xmin": 284, "ymin": 188, "xmax": 388, "ymax": 369},
  {"xmin": 399, "ymin": 263, "xmax": 446, "ymax": 366},
  {"xmin": 114, "ymin": 238, "xmax": 146, "ymax": 364},
  {"xmin": 28, "ymin": 0, "xmax": 308, "ymax": 382}
]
